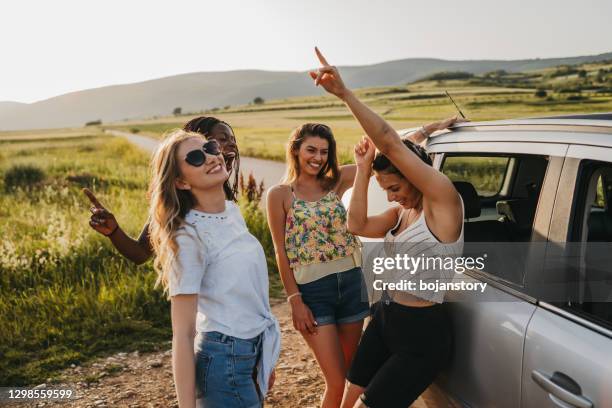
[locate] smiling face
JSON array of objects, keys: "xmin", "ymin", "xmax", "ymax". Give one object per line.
[
  {"xmin": 295, "ymin": 135, "xmax": 329, "ymax": 177},
  {"xmin": 205, "ymin": 123, "xmax": 238, "ymax": 171},
  {"xmin": 375, "ymin": 171, "xmax": 422, "ymax": 208},
  {"xmin": 174, "ymin": 136, "xmax": 229, "ymax": 192}
]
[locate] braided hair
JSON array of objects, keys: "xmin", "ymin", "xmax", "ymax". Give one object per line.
[
  {"xmin": 372, "ymin": 138, "xmax": 432, "ymax": 174},
  {"xmin": 183, "ymin": 117, "xmax": 240, "ymax": 202}
]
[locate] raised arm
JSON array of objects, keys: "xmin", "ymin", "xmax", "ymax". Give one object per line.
[
  {"xmin": 84, "ymin": 188, "xmax": 153, "ymax": 264},
  {"xmin": 335, "ymin": 164, "xmax": 357, "ymax": 198},
  {"xmin": 266, "ymin": 185, "xmax": 318, "ymax": 335},
  {"xmin": 407, "ymin": 115, "xmax": 465, "ymax": 145},
  {"xmin": 347, "ymin": 137, "xmax": 399, "ymax": 238},
  {"xmin": 310, "ymin": 49, "xmax": 459, "ymax": 207}
]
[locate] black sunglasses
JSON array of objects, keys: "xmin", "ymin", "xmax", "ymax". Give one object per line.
[{"xmin": 185, "ymin": 140, "xmax": 221, "ymax": 167}]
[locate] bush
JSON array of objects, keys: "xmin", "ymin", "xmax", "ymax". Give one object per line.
[
  {"xmin": 484, "ymin": 70, "xmax": 507, "ymax": 78},
  {"xmin": 534, "ymin": 89, "xmax": 548, "ymax": 98},
  {"xmin": 556, "ymin": 87, "xmax": 582, "ymax": 94},
  {"xmin": 550, "ymin": 66, "xmax": 579, "ymax": 78},
  {"xmin": 3, "ymin": 164, "xmax": 45, "ymax": 190},
  {"xmin": 85, "ymin": 120, "xmax": 102, "ymax": 126},
  {"xmin": 253, "ymin": 97, "xmax": 265, "ymax": 105},
  {"xmin": 424, "ymin": 71, "xmax": 474, "ymax": 81},
  {"xmin": 239, "ymin": 172, "xmax": 264, "ymax": 204}
]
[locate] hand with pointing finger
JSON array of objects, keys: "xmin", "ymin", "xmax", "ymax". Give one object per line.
[
  {"xmin": 83, "ymin": 188, "xmax": 119, "ymax": 237},
  {"xmin": 309, "ymin": 47, "xmax": 349, "ymax": 99}
]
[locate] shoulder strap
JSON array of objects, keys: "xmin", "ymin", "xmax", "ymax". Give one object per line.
[
  {"xmin": 289, "ymin": 184, "xmax": 297, "ymax": 200},
  {"xmin": 393, "ymin": 208, "xmax": 405, "ymax": 230},
  {"xmin": 389, "ymin": 207, "xmax": 405, "ymax": 236}
]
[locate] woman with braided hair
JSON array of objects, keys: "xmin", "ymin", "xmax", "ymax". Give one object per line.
[{"xmin": 84, "ymin": 116, "xmax": 240, "ymax": 264}]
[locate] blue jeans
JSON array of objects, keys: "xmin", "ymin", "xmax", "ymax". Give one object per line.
[
  {"xmin": 297, "ymin": 266, "xmax": 370, "ymax": 326},
  {"xmin": 195, "ymin": 331, "xmax": 263, "ymax": 408}
]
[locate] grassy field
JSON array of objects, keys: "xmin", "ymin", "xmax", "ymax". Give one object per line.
[
  {"xmin": 0, "ymin": 133, "xmax": 280, "ymax": 386},
  {"xmin": 2, "ymin": 59, "xmax": 611, "ymax": 386},
  {"xmin": 105, "ymin": 61, "xmax": 612, "ymax": 164},
  {"xmin": 0, "ymin": 134, "xmax": 164, "ymax": 386}
]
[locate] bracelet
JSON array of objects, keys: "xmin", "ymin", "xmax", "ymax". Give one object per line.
[
  {"xmin": 103, "ymin": 225, "xmax": 119, "ymax": 237},
  {"xmin": 287, "ymin": 292, "xmax": 302, "ymax": 303},
  {"xmin": 419, "ymin": 126, "xmax": 430, "ymax": 138}
]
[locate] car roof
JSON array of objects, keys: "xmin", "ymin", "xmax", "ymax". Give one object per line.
[{"xmin": 405, "ymin": 112, "xmax": 612, "ymax": 149}]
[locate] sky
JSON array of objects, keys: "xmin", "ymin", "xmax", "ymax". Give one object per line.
[{"xmin": 1, "ymin": 0, "xmax": 611, "ymax": 103}]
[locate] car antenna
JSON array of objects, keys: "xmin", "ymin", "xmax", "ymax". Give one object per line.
[{"xmin": 445, "ymin": 90, "xmax": 467, "ymax": 119}]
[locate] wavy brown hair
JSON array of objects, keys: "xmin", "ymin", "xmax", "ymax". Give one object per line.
[
  {"xmin": 282, "ymin": 123, "xmax": 340, "ymax": 190},
  {"xmin": 148, "ymin": 129, "xmax": 203, "ymax": 292}
]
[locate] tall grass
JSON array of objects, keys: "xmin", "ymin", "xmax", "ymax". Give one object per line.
[
  {"xmin": 0, "ymin": 136, "xmax": 167, "ymax": 386},
  {"xmin": 0, "ymin": 134, "xmax": 282, "ymax": 386}
]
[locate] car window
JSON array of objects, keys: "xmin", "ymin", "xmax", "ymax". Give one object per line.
[
  {"xmin": 595, "ymin": 176, "xmax": 605, "ymax": 208},
  {"xmin": 441, "ymin": 153, "xmax": 549, "ymax": 286},
  {"xmin": 565, "ymin": 161, "xmax": 612, "ymax": 329},
  {"xmin": 443, "ymin": 156, "xmax": 509, "ymax": 197}
]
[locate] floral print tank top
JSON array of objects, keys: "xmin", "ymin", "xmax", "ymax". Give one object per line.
[{"xmin": 284, "ymin": 188, "xmax": 360, "ymax": 268}]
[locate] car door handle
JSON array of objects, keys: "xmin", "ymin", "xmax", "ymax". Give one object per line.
[{"xmin": 531, "ymin": 370, "xmax": 593, "ymax": 408}]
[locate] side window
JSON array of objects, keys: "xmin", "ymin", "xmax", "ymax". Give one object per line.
[
  {"xmin": 441, "ymin": 153, "xmax": 549, "ymax": 285},
  {"xmin": 566, "ymin": 161, "xmax": 612, "ymax": 329},
  {"xmin": 444, "ymin": 156, "xmax": 510, "ymax": 197},
  {"xmin": 595, "ymin": 176, "xmax": 606, "ymax": 208}
]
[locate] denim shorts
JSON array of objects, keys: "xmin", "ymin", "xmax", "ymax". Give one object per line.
[
  {"xmin": 195, "ymin": 331, "xmax": 263, "ymax": 408},
  {"xmin": 297, "ymin": 266, "xmax": 370, "ymax": 326}
]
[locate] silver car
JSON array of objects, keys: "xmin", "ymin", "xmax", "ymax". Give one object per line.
[{"xmin": 344, "ymin": 113, "xmax": 612, "ymax": 408}]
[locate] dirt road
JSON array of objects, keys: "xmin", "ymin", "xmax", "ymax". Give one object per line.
[{"xmin": 13, "ymin": 302, "xmax": 446, "ymax": 408}]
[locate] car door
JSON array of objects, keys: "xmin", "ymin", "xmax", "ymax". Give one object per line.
[
  {"xmin": 521, "ymin": 146, "xmax": 612, "ymax": 408},
  {"xmin": 427, "ymin": 140, "xmax": 566, "ymax": 408}
]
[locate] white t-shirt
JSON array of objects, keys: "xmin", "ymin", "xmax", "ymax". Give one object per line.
[{"xmin": 168, "ymin": 201, "xmax": 280, "ymax": 394}]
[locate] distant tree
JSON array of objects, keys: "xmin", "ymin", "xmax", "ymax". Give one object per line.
[
  {"xmin": 85, "ymin": 120, "xmax": 102, "ymax": 126},
  {"xmin": 550, "ymin": 65, "xmax": 579, "ymax": 78},
  {"xmin": 484, "ymin": 69, "xmax": 507, "ymax": 78},
  {"xmin": 224, "ymin": 105, "xmax": 231, "ymax": 110},
  {"xmin": 534, "ymin": 89, "xmax": 548, "ymax": 98},
  {"xmin": 424, "ymin": 71, "xmax": 474, "ymax": 81},
  {"xmin": 173, "ymin": 107, "xmax": 182, "ymax": 116},
  {"xmin": 596, "ymin": 69, "xmax": 606, "ymax": 83},
  {"xmin": 253, "ymin": 97, "xmax": 265, "ymax": 105},
  {"xmin": 578, "ymin": 70, "xmax": 587, "ymax": 79}
]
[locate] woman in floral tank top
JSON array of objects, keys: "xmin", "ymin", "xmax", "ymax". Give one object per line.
[{"xmin": 267, "ymin": 123, "xmax": 369, "ymax": 408}]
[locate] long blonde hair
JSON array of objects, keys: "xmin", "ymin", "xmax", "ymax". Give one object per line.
[
  {"xmin": 148, "ymin": 129, "xmax": 203, "ymax": 291},
  {"xmin": 282, "ymin": 123, "xmax": 340, "ymax": 190}
]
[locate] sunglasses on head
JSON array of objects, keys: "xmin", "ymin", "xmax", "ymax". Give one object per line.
[{"xmin": 185, "ymin": 140, "xmax": 221, "ymax": 167}]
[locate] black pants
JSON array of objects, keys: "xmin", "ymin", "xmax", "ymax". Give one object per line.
[{"xmin": 347, "ymin": 301, "xmax": 452, "ymax": 408}]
